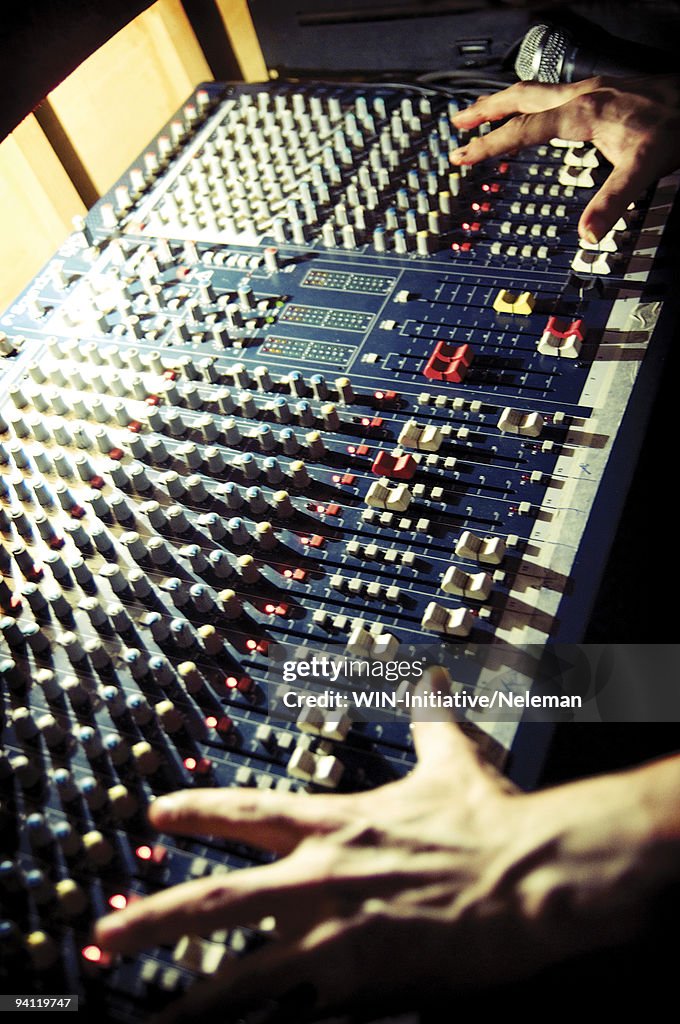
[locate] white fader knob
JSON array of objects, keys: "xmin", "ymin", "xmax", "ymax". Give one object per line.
[
  {"xmin": 441, "ymin": 566, "xmax": 492, "ymax": 601},
  {"xmin": 455, "ymin": 530, "xmax": 506, "ymax": 565}
]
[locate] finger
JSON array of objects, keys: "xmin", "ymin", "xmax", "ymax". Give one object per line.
[
  {"xmin": 451, "ymin": 79, "xmax": 597, "ymax": 130},
  {"xmin": 409, "ymin": 667, "xmax": 485, "ymax": 777},
  {"xmin": 450, "ymin": 107, "xmax": 564, "ymax": 166},
  {"xmin": 95, "ymin": 859, "xmax": 311, "ymax": 955},
  {"xmin": 579, "ymin": 160, "xmax": 651, "ymax": 242},
  {"xmin": 153, "ymin": 918, "xmax": 359, "ymax": 1024},
  {"xmin": 149, "ymin": 788, "xmax": 354, "ymax": 854}
]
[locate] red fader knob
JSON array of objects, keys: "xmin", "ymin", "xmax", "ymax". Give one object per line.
[{"xmin": 423, "ymin": 341, "xmax": 474, "ymax": 383}]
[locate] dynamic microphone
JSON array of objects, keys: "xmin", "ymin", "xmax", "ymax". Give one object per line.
[{"xmin": 514, "ymin": 23, "xmax": 674, "ymax": 84}]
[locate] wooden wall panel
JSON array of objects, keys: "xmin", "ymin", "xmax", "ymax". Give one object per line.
[
  {"xmin": 2, "ymin": 2, "xmax": 155, "ymax": 143},
  {"xmin": 0, "ymin": 115, "xmax": 86, "ymax": 313},
  {"xmin": 47, "ymin": 0, "xmax": 212, "ymax": 198},
  {"xmin": 214, "ymin": 0, "xmax": 268, "ymax": 82}
]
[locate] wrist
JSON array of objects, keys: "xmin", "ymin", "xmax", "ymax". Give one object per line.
[{"xmin": 494, "ymin": 759, "xmax": 680, "ymax": 967}]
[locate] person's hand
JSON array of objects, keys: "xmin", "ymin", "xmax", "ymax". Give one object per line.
[
  {"xmin": 94, "ymin": 669, "xmax": 680, "ymax": 1022},
  {"xmin": 450, "ymin": 74, "xmax": 680, "ymax": 243}
]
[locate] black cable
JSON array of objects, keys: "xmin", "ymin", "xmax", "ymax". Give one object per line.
[{"xmin": 416, "ymin": 70, "xmax": 514, "ymax": 89}]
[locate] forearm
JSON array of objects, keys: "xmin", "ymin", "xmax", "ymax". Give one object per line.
[{"xmin": 505, "ymin": 754, "xmax": 680, "ymax": 963}]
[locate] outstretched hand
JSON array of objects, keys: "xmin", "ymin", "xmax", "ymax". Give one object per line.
[
  {"xmin": 450, "ymin": 75, "xmax": 680, "ymax": 243},
  {"xmin": 95, "ymin": 668, "xmax": 675, "ymax": 1022}
]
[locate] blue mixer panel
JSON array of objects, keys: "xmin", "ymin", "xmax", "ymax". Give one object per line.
[{"xmin": 0, "ymin": 80, "xmax": 676, "ymax": 1018}]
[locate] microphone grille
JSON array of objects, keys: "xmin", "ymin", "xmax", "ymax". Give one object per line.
[{"xmin": 515, "ymin": 23, "xmax": 568, "ymax": 83}]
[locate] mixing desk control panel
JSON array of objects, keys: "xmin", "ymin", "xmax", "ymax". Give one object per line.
[{"xmin": 0, "ymin": 80, "xmax": 676, "ymax": 1018}]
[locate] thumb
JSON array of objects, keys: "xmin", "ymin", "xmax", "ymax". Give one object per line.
[
  {"xmin": 410, "ymin": 667, "xmax": 482, "ymax": 775},
  {"xmin": 410, "ymin": 668, "xmax": 519, "ymax": 794}
]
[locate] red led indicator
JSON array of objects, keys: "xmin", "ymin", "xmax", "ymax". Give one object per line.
[
  {"xmin": 471, "ymin": 202, "xmax": 480, "ymax": 211},
  {"xmin": 184, "ymin": 757, "xmax": 197, "ymax": 771},
  {"xmin": 481, "ymin": 183, "xmax": 490, "ymax": 191},
  {"xmin": 283, "ymin": 568, "xmax": 293, "ymax": 578},
  {"xmin": 108, "ymin": 894, "xmax": 128, "ymax": 911},
  {"xmin": 246, "ymin": 639, "xmax": 257, "ymax": 651},
  {"xmin": 316, "ymin": 505, "xmax": 325, "ymax": 514},
  {"xmin": 205, "ymin": 715, "xmax": 218, "ymax": 728},
  {"xmin": 225, "ymin": 675, "xmax": 239, "ymax": 688},
  {"xmin": 361, "ymin": 417, "xmax": 370, "ymax": 426},
  {"xmin": 347, "ymin": 445, "xmax": 356, "ymax": 454},
  {"xmin": 461, "ymin": 222, "xmax": 470, "ymax": 231},
  {"xmin": 82, "ymin": 945, "xmax": 106, "ymax": 964},
  {"xmin": 332, "ymin": 474, "xmax": 341, "ymax": 483},
  {"xmin": 374, "ymin": 390, "xmax": 385, "ymax": 400},
  {"xmin": 136, "ymin": 845, "xmax": 153, "ymax": 861},
  {"xmin": 264, "ymin": 603, "xmax": 276, "ymax": 614}
]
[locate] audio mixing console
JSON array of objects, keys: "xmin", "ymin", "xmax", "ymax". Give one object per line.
[{"xmin": 0, "ymin": 79, "xmax": 677, "ymax": 1019}]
